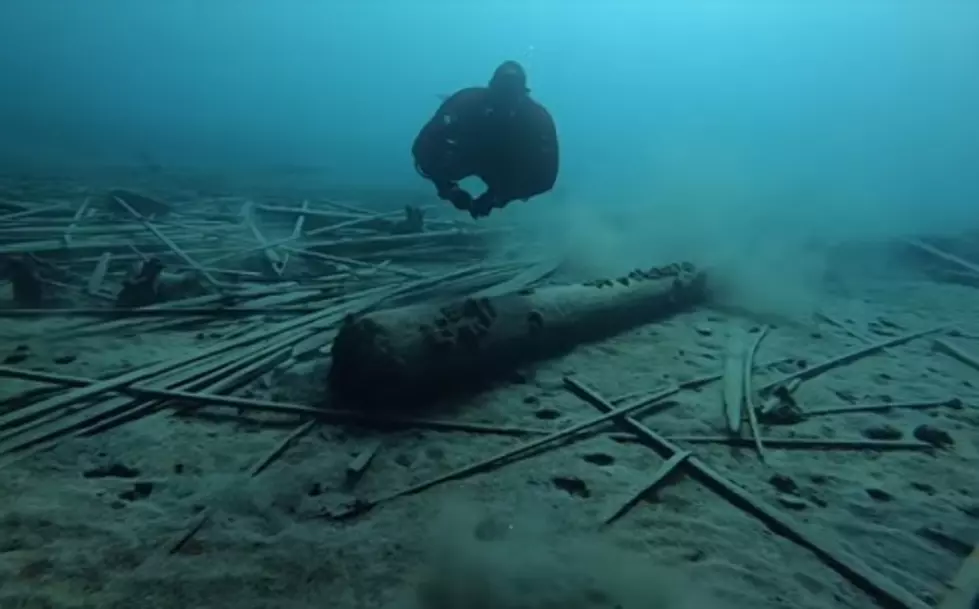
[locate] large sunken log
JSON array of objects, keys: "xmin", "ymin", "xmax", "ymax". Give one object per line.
[{"xmin": 329, "ymin": 262, "xmax": 707, "ymax": 409}]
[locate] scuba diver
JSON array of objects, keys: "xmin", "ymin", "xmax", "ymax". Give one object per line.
[{"xmin": 411, "ymin": 60, "xmax": 559, "ymax": 219}]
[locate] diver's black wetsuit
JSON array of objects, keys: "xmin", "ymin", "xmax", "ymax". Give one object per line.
[{"xmin": 412, "ymin": 61, "xmax": 559, "ymax": 218}]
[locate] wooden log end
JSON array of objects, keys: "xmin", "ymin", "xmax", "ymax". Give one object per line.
[
  {"xmin": 329, "ymin": 314, "xmax": 408, "ymax": 397},
  {"xmin": 327, "ymin": 306, "xmax": 493, "ymax": 409}
]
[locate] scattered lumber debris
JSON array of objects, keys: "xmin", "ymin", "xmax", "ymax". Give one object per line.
[
  {"xmin": 758, "ymin": 324, "xmax": 948, "ymax": 395},
  {"xmin": 317, "ymin": 362, "xmax": 792, "ymax": 521},
  {"xmin": 759, "ymin": 378, "xmax": 802, "ymax": 421},
  {"xmin": 165, "ymin": 419, "xmax": 318, "ymax": 555},
  {"xmin": 0, "ymin": 178, "xmax": 507, "ymax": 322},
  {"xmin": 721, "ymin": 326, "xmax": 747, "ymax": 434},
  {"xmin": 606, "ymin": 434, "xmax": 931, "ymax": 451},
  {"xmin": 937, "ymin": 541, "xmax": 979, "ymax": 609},
  {"xmin": 1, "ymin": 169, "xmax": 975, "ymax": 609},
  {"xmin": 566, "ymin": 379, "xmax": 930, "ymax": 609},
  {"xmin": 116, "ymin": 257, "xmax": 164, "ymax": 307},
  {"xmin": 906, "ymin": 238, "xmax": 979, "ymax": 282},
  {"xmin": 933, "ymin": 338, "xmax": 979, "ymax": 375},
  {"xmin": 1, "ymin": 255, "xmax": 44, "ymax": 307},
  {"xmin": 602, "ymin": 450, "xmax": 691, "ymax": 526},
  {"xmin": 87, "ymin": 251, "xmax": 112, "ymax": 296},
  {"xmin": 329, "ymin": 262, "xmax": 707, "ymax": 408},
  {"xmin": 104, "ymin": 189, "xmax": 173, "ymax": 218},
  {"xmin": 345, "ymin": 437, "xmax": 384, "ymax": 488},
  {"xmin": 391, "ymin": 205, "xmax": 425, "ymax": 235},
  {"xmin": 742, "ymin": 325, "xmax": 770, "ymax": 461}
]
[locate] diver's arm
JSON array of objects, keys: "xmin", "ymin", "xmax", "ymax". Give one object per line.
[{"xmin": 411, "ymin": 87, "xmax": 485, "ymax": 198}]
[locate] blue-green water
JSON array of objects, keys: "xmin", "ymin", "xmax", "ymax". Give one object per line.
[{"xmin": 0, "ymin": 1, "xmax": 976, "ymax": 238}]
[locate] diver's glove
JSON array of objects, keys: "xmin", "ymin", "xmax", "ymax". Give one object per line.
[
  {"xmin": 470, "ymin": 191, "xmax": 504, "ymax": 219},
  {"xmin": 470, "ymin": 195, "xmax": 492, "ymax": 219},
  {"xmin": 438, "ymin": 183, "xmax": 473, "ymax": 212}
]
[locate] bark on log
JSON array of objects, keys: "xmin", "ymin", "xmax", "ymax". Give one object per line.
[{"xmin": 328, "ymin": 262, "xmax": 707, "ymax": 409}]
